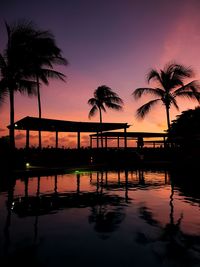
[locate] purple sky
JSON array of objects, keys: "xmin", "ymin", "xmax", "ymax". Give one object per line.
[{"xmin": 1, "ymin": 0, "xmax": 200, "ymax": 147}]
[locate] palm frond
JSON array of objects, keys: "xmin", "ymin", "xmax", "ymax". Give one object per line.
[
  {"xmin": 18, "ymin": 80, "xmax": 37, "ymax": 96},
  {"xmin": 169, "ymin": 65, "xmax": 194, "ymax": 90},
  {"xmin": 88, "ymin": 98, "xmax": 98, "ymax": 106},
  {"xmin": 136, "ymin": 99, "xmax": 160, "ymax": 119},
  {"xmin": 0, "ymin": 81, "xmax": 8, "ymax": 105},
  {"xmin": 174, "ymin": 91, "xmax": 200, "ymax": 102},
  {"xmin": 0, "ymin": 54, "xmax": 7, "ymax": 70},
  {"xmin": 36, "ymin": 72, "xmax": 49, "ymax": 85},
  {"xmin": 173, "ymin": 80, "xmax": 200, "ymax": 96},
  {"xmin": 104, "ymin": 95, "xmax": 124, "ymax": 105},
  {"xmin": 100, "ymin": 104, "xmax": 106, "ymax": 113},
  {"xmin": 88, "ymin": 105, "xmax": 98, "ymax": 118},
  {"xmin": 170, "ymin": 97, "xmax": 179, "ymax": 110},
  {"xmin": 133, "ymin": 87, "xmax": 164, "ymax": 99},
  {"xmin": 104, "ymin": 102, "xmax": 123, "ymax": 110},
  {"xmin": 50, "ymin": 56, "xmax": 68, "ymax": 66},
  {"xmin": 171, "ymin": 64, "xmax": 194, "ymax": 78},
  {"xmin": 39, "ymin": 69, "xmax": 66, "ymax": 82},
  {"xmin": 146, "ymin": 69, "xmax": 162, "ymax": 85}
]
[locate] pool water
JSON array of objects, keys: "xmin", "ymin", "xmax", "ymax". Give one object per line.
[{"xmin": 0, "ymin": 169, "xmax": 199, "ymax": 267}]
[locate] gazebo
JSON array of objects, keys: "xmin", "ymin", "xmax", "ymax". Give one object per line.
[
  {"xmin": 8, "ymin": 116, "xmax": 130, "ymax": 149},
  {"xmin": 90, "ymin": 131, "xmax": 168, "ymax": 148}
]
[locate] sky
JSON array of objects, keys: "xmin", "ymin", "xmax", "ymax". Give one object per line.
[{"xmin": 1, "ymin": 0, "xmax": 200, "ymax": 148}]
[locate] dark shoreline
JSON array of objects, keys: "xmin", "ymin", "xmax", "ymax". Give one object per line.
[{"xmin": 1, "ymin": 146, "xmax": 199, "ymax": 178}]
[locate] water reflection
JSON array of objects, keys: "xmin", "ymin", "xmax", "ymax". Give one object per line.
[
  {"xmin": 0, "ymin": 169, "xmax": 199, "ymax": 267},
  {"xmin": 3, "ymin": 176, "xmax": 15, "ymax": 256},
  {"xmin": 136, "ymin": 179, "xmax": 200, "ymax": 266},
  {"xmin": 89, "ymin": 206, "xmax": 125, "ymax": 239}
]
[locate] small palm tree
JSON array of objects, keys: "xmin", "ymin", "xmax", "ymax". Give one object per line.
[
  {"xmin": 88, "ymin": 85, "xmax": 123, "ymax": 147},
  {"xmin": 132, "ymin": 62, "xmax": 200, "ymax": 131}
]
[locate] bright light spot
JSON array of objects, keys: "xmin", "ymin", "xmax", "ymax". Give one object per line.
[
  {"xmin": 26, "ymin": 162, "xmax": 30, "ymax": 167},
  {"xmin": 15, "ymin": 124, "xmax": 18, "ymax": 127},
  {"xmin": 11, "ymin": 202, "xmax": 15, "ymax": 210}
]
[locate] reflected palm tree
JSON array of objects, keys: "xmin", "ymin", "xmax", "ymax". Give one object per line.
[
  {"xmin": 88, "ymin": 171, "xmax": 126, "ymax": 239},
  {"xmin": 33, "ymin": 176, "xmax": 41, "ymax": 243},
  {"xmin": 125, "ymin": 169, "xmax": 129, "ymax": 202},
  {"xmin": 10, "ymin": 172, "xmax": 126, "ymax": 241},
  {"xmin": 132, "ymin": 62, "xmax": 200, "ymax": 131},
  {"xmin": 138, "ymin": 169, "xmax": 145, "ymax": 185},
  {"xmin": 3, "ymin": 176, "xmax": 15, "ymax": 255},
  {"xmin": 89, "ymin": 206, "xmax": 125, "ymax": 239},
  {"xmin": 88, "ymin": 85, "xmax": 123, "ymax": 147},
  {"xmin": 135, "ymin": 179, "xmax": 200, "ymax": 265},
  {"xmin": 138, "ymin": 206, "xmax": 159, "ymax": 227}
]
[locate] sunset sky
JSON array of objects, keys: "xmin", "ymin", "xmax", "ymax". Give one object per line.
[{"xmin": 1, "ymin": 0, "xmax": 200, "ymax": 147}]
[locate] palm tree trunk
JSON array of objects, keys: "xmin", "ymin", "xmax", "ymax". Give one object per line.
[
  {"xmin": 9, "ymin": 89, "xmax": 15, "ymax": 149},
  {"xmin": 166, "ymin": 105, "xmax": 171, "ymax": 132},
  {"xmin": 37, "ymin": 76, "xmax": 42, "ymax": 149},
  {"xmin": 99, "ymin": 107, "xmax": 103, "ymax": 148}
]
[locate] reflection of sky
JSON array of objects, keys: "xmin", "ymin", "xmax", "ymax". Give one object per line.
[
  {"xmin": 1, "ymin": 169, "xmax": 200, "ymax": 266},
  {"xmin": 12, "ymin": 170, "xmax": 200, "ymax": 235},
  {"xmin": 1, "ymin": 0, "xmax": 200, "ymax": 147}
]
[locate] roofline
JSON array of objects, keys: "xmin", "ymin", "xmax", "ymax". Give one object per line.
[{"xmin": 8, "ymin": 116, "xmax": 130, "ymax": 132}]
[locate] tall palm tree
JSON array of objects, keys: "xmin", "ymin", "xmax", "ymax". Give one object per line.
[
  {"xmin": 88, "ymin": 85, "xmax": 123, "ymax": 147},
  {"xmin": 24, "ymin": 29, "xmax": 68, "ymax": 149},
  {"xmin": 132, "ymin": 62, "xmax": 200, "ymax": 131},
  {"xmin": 0, "ymin": 21, "xmax": 38, "ymax": 149},
  {"xmin": 0, "ymin": 20, "xmax": 68, "ymax": 149}
]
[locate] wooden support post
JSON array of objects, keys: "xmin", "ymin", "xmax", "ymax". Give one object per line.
[
  {"xmin": 55, "ymin": 131, "xmax": 58, "ymax": 148},
  {"xmin": 77, "ymin": 131, "xmax": 80, "ymax": 149},
  {"xmin": 26, "ymin": 129, "xmax": 30, "ymax": 149},
  {"xmin": 97, "ymin": 132, "xmax": 99, "ymax": 148},
  {"xmin": 124, "ymin": 127, "xmax": 127, "ymax": 148}
]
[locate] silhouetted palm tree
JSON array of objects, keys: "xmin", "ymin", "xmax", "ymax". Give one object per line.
[
  {"xmin": 0, "ymin": 20, "xmax": 68, "ymax": 149},
  {"xmin": 132, "ymin": 62, "xmax": 200, "ymax": 131},
  {"xmin": 88, "ymin": 85, "xmax": 123, "ymax": 147},
  {"xmin": 24, "ymin": 29, "xmax": 68, "ymax": 149},
  {"xmin": 0, "ymin": 21, "xmax": 38, "ymax": 149}
]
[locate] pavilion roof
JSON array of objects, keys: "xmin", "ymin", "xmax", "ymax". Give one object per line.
[
  {"xmin": 90, "ymin": 131, "xmax": 167, "ymax": 138},
  {"xmin": 8, "ymin": 116, "xmax": 129, "ymax": 133}
]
